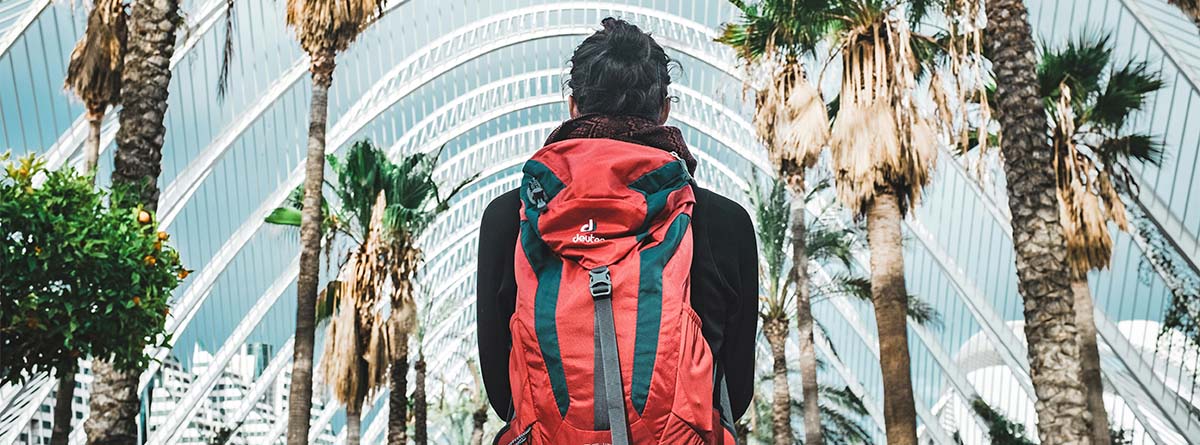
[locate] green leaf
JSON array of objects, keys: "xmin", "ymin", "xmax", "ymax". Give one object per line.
[{"xmin": 264, "ymin": 207, "xmax": 303, "ymax": 227}]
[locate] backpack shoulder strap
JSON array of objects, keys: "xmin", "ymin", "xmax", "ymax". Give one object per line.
[{"xmin": 589, "ymin": 266, "xmax": 630, "ymax": 445}]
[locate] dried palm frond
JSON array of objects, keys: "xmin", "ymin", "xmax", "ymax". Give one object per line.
[
  {"xmin": 775, "ymin": 63, "xmax": 830, "ymax": 172},
  {"xmin": 829, "ymin": 18, "xmax": 937, "ymax": 216},
  {"xmin": 285, "ymin": 0, "xmax": 385, "ymax": 57},
  {"xmin": 386, "ymin": 235, "xmax": 421, "ymax": 362},
  {"xmin": 64, "ymin": 0, "xmax": 127, "ymax": 117},
  {"xmin": 320, "ymin": 193, "xmax": 392, "ymax": 406},
  {"xmin": 941, "ymin": 0, "xmax": 992, "ymax": 155},
  {"xmin": 1053, "ymin": 83, "xmax": 1113, "ymax": 275},
  {"xmin": 1038, "ymin": 33, "xmax": 1165, "ymax": 276},
  {"xmin": 320, "ymin": 277, "xmax": 365, "ymax": 406}
]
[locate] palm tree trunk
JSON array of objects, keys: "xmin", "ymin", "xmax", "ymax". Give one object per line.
[
  {"xmin": 346, "ymin": 403, "xmax": 362, "ymax": 445},
  {"xmin": 85, "ymin": 361, "xmax": 141, "ymax": 445},
  {"xmin": 469, "ymin": 402, "xmax": 487, "ymax": 445},
  {"xmin": 84, "ymin": 110, "xmax": 103, "ymax": 174},
  {"xmin": 286, "ymin": 48, "xmax": 336, "ymax": 445},
  {"xmin": 866, "ymin": 192, "xmax": 917, "ymax": 445},
  {"xmin": 414, "ymin": 354, "xmax": 427, "ymax": 445},
  {"xmin": 763, "ymin": 317, "xmax": 792, "ymax": 445},
  {"xmin": 985, "ymin": 1, "xmax": 1093, "ymax": 442},
  {"xmin": 86, "ymin": 1, "xmax": 180, "ymax": 443},
  {"xmin": 49, "ymin": 367, "xmax": 75, "ymax": 445},
  {"xmin": 1073, "ymin": 278, "xmax": 1111, "ymax": 445},
  {"xmin": 389, "ymin": 337, "xmax": 410, "ymax": 443},
  {"xmin": 789, "ymin": 181, "xmax": 823, "ymax": 445}
]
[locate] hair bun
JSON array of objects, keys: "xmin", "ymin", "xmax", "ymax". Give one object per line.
[{"xmin": 601, "ymin": 17, "xmax": 650, "ymax": 62}]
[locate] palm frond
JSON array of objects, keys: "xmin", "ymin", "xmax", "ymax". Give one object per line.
[
  {"xmin": 807, "ymin": 217, "xmax": 857, "ymax": 269},
  {"xmin": 1090, "ymin": 59, "xmax": 1164, "ymax": 130},
  {"xmin": 1097, "ymin": 133, "xmax": 1164, "ymax": 167},
  {"xmin": 64, "ymin": 0, "xmax": 126, "ymax": 116},
  {"xmin": 216, "ymin": 0, "xmax": 236, "ymax": 98},
  {"xmin": 971, "ymin": 398, "xmax": 1036, "ymax": 445},
  {"xmin": 329, "ymin": 140, "xmax": 393, "ymax": 233},
  {"xmin": 816, "ymin": 385, "xmax": 872, "ymax": 443},
  {"xmin": 814, "ymin": 272, "xmax": 871, "ymax": 301},
  {"xmin": 717, "ymin": 0, "xmax": 834, "ymax": 62},
  {"xmin": 750, "ymin": 173, "xmax": 792, "ymax": 308},
  {"xmin": 1037, "ymin": 33, "xmax": 1111, "ymax": 106},
  {"xmin": 905, "ymin": 295, "xmax": 943, "ymax": 329},
  {"xmin": 315, "ymin": 279, "xmax": 342, "ymax": 325},
  {"xmin": 264, "ymin": 206, "xmax": 303, "ymax": 227},
  {"xmin": 285, "ymin": 0, "xmax": 387, "ymax": 56}
]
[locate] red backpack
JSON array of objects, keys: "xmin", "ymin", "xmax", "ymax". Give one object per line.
[{"xmin": 495, "ymin": 138, "xmax": 737, "ymax": 445}]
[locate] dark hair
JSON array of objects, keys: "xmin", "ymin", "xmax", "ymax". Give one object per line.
[{"xmin": 568, "ymin": 18, "xmax": 676, "ymax": 120}]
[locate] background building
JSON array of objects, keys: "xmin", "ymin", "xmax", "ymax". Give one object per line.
[{"xmin": 1, "ymin": 0, "xmax": 1199, "ymax": 443}]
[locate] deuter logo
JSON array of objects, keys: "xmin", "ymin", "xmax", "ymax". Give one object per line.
[
  {"xmin": 572, "ymin": 218, "xmax": 604, "ymax": 244},
  {"xmin": 572, "ymin": 233, "xmax": 606, "ymax": 244}
]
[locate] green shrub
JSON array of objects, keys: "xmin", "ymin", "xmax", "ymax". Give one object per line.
[{"xmin": 0, "ymin": 153, "xmax": 186, "ymax": 384}]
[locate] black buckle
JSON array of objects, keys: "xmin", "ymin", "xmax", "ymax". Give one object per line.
[
  {"xmin": 527, "ymin": 178, "xmax": 548, "ymax": 210},
  {"xmin": 589, "ymin": 266, "xmax": 612, "ymax": 299}
]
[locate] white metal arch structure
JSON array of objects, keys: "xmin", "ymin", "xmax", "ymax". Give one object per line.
[
  {"xmin": 155, "ymin": 1, "xmax": 745, "ymax": 229},
  {"xmin": 142, "ymin": 69, "xmax": 780, "ymax": 444},
  {"xmin": 41, "ymin": 0, "xmax": 230, "ymax": 170},
  {"xmin": 108, "ymin": 6, "xmax": 760, "ymax": 391},
  {"xmin": 0, "ymin": 0, "xmax": 49, "ymax": 60}
]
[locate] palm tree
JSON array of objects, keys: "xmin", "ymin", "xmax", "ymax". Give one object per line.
[
  {"xmin": 282, "ymin": 2, "xmax": 386, "ymax": 443},
  {"xmin": 1038, "ymin": 33, "xmax": 1165, "ymax": 445},
  {"xmin": 64, "ymin": 0, "xmax": 126, "ymax": 175},
  {"xmin": 719, "ymin": 2, "xmax": 830, "ymax": 441},
  {"xmin": 751, "ymin": 176, "xmax": 798, "ymax": 445},
  {"xmin": 267, "ymin": 140, "xmax": 470, "ymax": 444},
  {"xmin": 84, "ymin": 0, "xmax": 181, "ymax": 443},
  {"xmin": 984, "ymin": 0, "xmax": 1093, "ymax": 441},
  {"xmin": 819, "ymin": 3, "xmax": 943, "ymax": 443},
  {"xmin": 57, "ymin": 4, "xmax": 127, "ymax": 441}
]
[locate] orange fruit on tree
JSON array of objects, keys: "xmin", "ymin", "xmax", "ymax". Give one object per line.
[
  {"xmin": 144, "ymin": 255, "xmax": 157, "ymax": 266},
  {"xmin": 138, "ymin": 210, "xmax": 152, "ymax": 224},
  {"xmin": 157, "ymin": 231, "xmax": 169, "ymax": 241},
  {"xmin": 178, "ymin": 269, "xmax": 191, "ymax": 279},
  {"xmin": 133, "ymin": 296, "xmax": 141, "ymax": 306}
]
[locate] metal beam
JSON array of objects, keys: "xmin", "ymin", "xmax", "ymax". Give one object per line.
[
  {"xmin": 1094, "ymin": 309, "xmax": 1200, "ymax": 443},
  {"xmin": 936, "ymin": 149, "xmax": 1200, "ymax": 440},
  {"xmin": 1116, "ymin": 0, "xmax": 1200, "ymax": 95},
  {"xmin": 0, "ymin": 373, "xmax": 53, "ymax": 444},
  {"xmin": 42, "ymin": 0, "xmax": 233, "ymax": 171},
  {"xmin": 904, "ymin": 217, "xmax": 1038, "ymax": 398},
  {"xmin": 0, "ymin": 0, "xmax": 49, "ymax": 60},
  {"xmin": 151, "ymin": 259, "xmax": 299, "ymax": 445},
  {"xmin": 225, "ymin": 337, "xmax": 294, "ymax": 442},
  {"xmin": 155, "ymin": 2, "xmax": 745, "ymax": 230}
]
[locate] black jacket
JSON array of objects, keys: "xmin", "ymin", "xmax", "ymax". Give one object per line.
[{"xmin": 476, "ymin": 186, "xmax": 759, "ymax": 420}]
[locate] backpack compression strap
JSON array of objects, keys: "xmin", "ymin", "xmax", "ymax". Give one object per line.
[{"xmin": 590, "ymin": 266, "xmax": 630, "ymax": 445}]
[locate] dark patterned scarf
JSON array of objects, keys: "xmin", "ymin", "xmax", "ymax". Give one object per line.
[{"xmin": 543, "ymin": 114, "xmax": 699, "ymax": 175}]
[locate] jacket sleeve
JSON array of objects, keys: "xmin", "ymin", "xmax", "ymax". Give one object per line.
[
  {"xmin": 476, "ymin": 189, "xmax": 521, "ymax": 418},
  {"xmin": 724, "ymin": 202, "xmax": 759, "ymax": 420}
]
